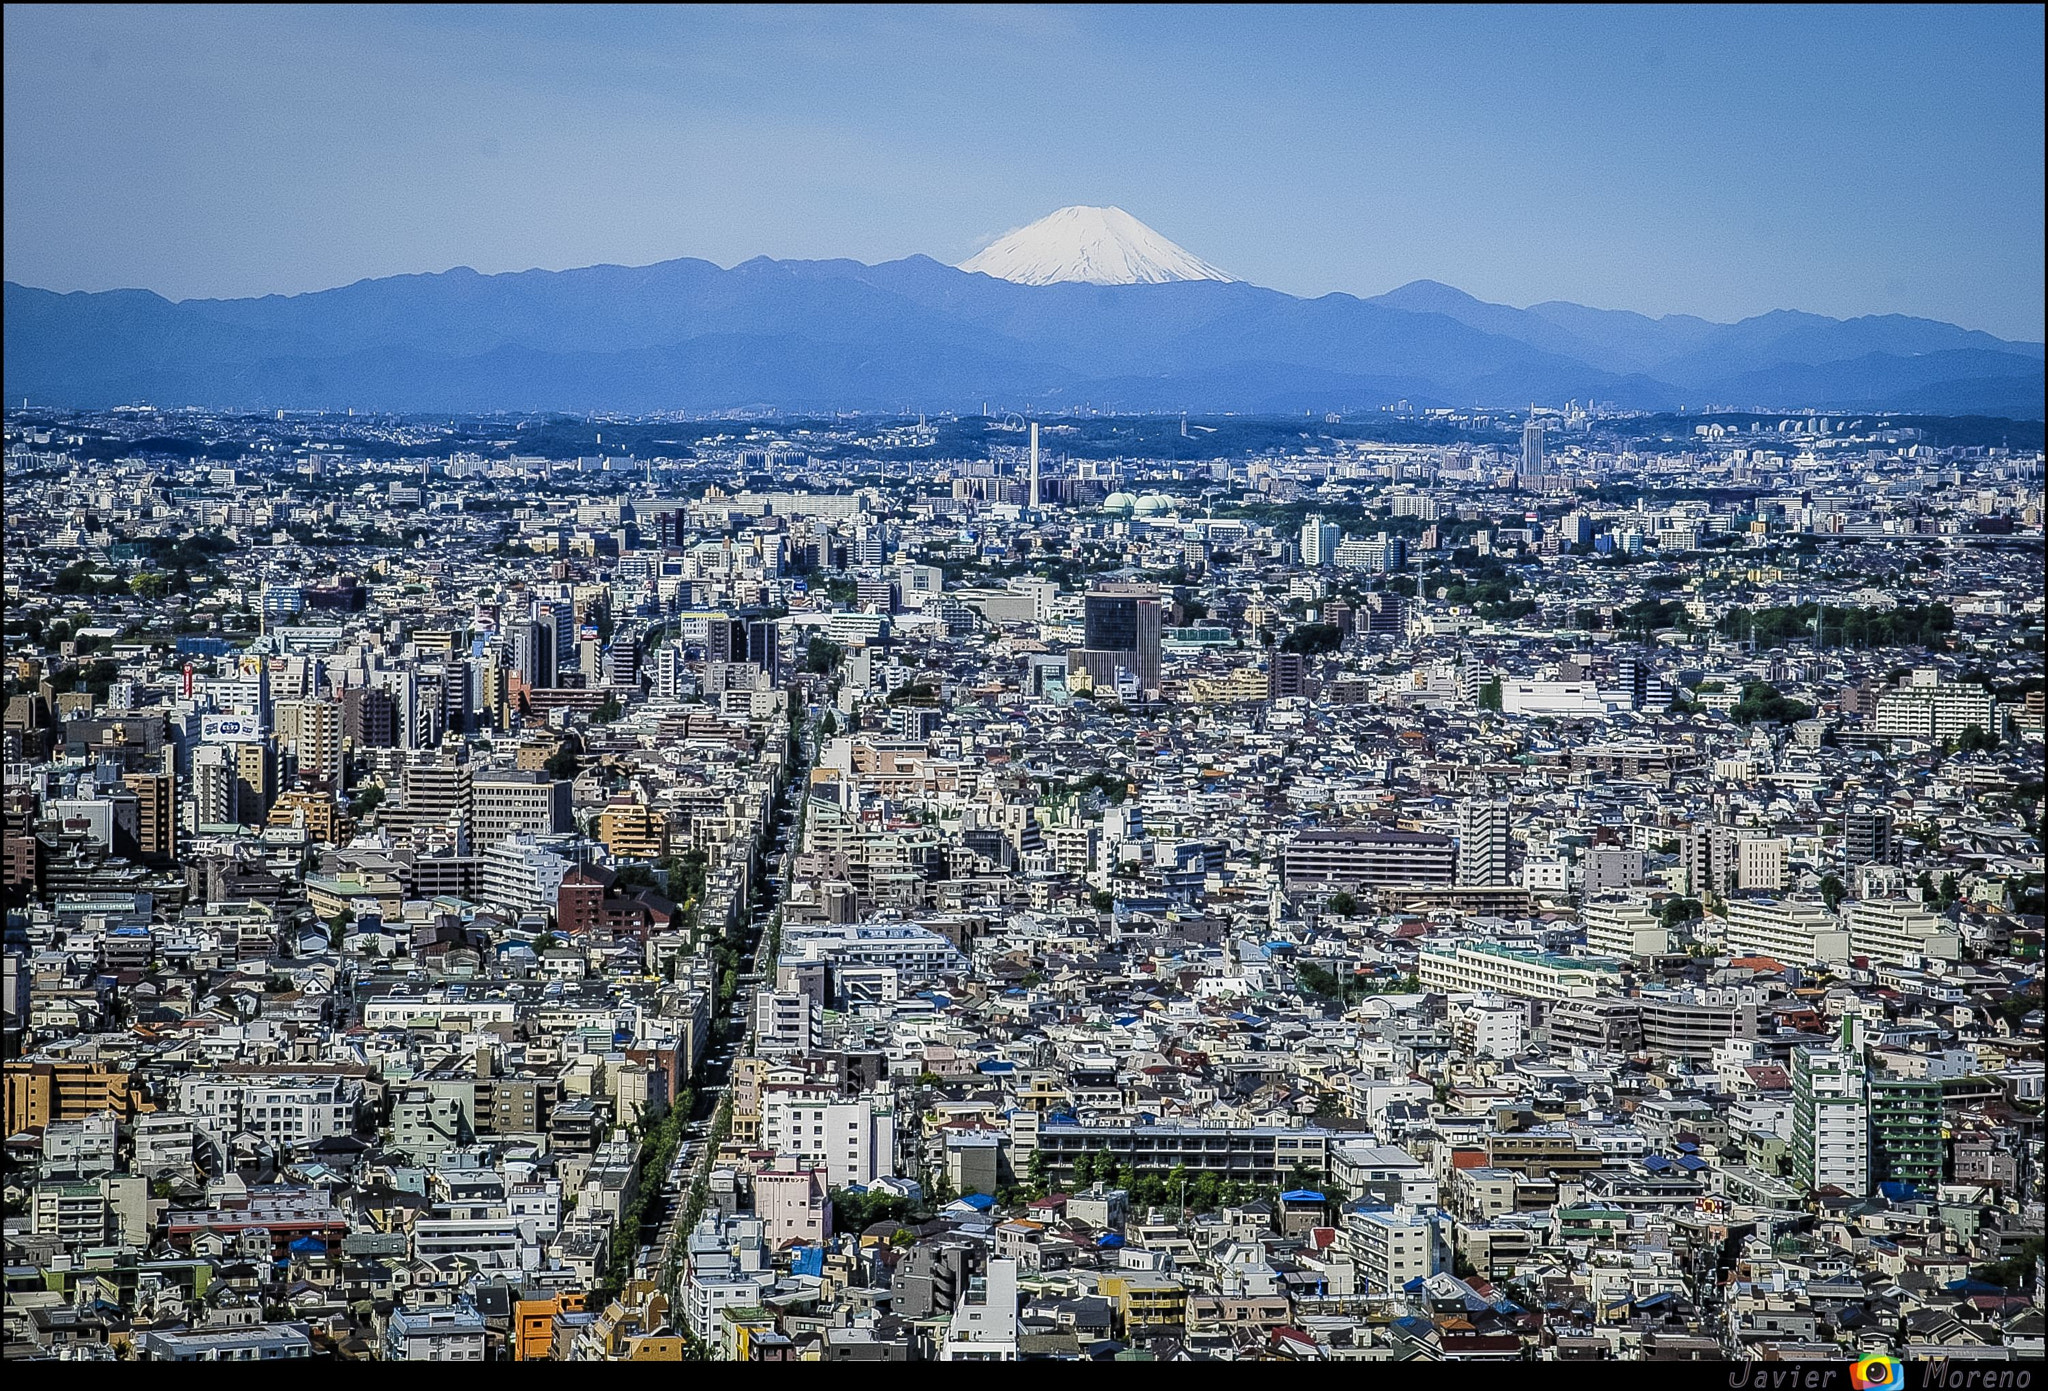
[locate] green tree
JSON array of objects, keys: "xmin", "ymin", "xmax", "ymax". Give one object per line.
[
  {"xmin": 1731, "ymin": 681, "xmax": 1814, "ymax": 726},
  {"xmin": 1477, "ymin": 678, "xmax": 1503, "ymax": 712},
  {"xmin": 1660, "ymin": 897, "xmax": 1704, "ymax": 931},
  {"xmin": 1819, "ymin": 875, "xmax": 1847, "ymax": 913},
  {"xmin": 1326, "ymin": 891, "xmax": 1358, "ymax": 918},
  {"xmin": 1280, "ymin": 623, "xmax": 1342, "ymax": 656},
  {"xmin": 806, "ymin": 637, "xmax": 845, "ymax": 675}
]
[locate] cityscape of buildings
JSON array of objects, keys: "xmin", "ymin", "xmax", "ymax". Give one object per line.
[{"xmin": 1, "ymin": 400, "xmax": 2041, "ymax": 1362}]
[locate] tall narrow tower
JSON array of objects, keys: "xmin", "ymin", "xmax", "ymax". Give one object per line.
[{"xmin": 1028, "ymin": 422, "xmax": 1041, "ymax": 509}]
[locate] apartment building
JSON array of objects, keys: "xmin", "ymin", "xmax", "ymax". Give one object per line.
[
  {"xmin": 1418, "ymin": 941, "xmax": 1621, "ymax": 1001},
  {"xmin": 1284, "ymin": 829, "xmax": 1456, "ymax": 891},
  {"xmin": 1724, "ymin": 899, "xmax": 1851, "ymax": 964}
]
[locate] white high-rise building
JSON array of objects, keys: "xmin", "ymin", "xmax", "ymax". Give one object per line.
[
  {"xmin": 274, "ymin": 698, "xmax": 343, "ymax": 786},
  {"xmin": 1791, "ymin": 1045, "xmax": 1869, "ymax": 1195},
  {"xmin": 1455, "ymin": 799, "xmax": 1513, "ymax": 885},
  {"xmin": 940, "ymin": 1257, "xmax": 1020, "ymax": 1361},
  {"xmin": 760, "ymin": 1088, "xmax": 897, "ymax": 1187},
  {"xmin": 1581, "ymin": 897, "xmax": 1670, "ymax": 958},
  {"xmin": 1300, "ymin": 515, "xmax": 1340, "ymax": 567},
  {"xmin": 1872, "ymin": 669, "xmax": 1997, "ymax": 743}
]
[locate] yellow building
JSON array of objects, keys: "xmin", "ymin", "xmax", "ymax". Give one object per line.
[
  {"xmin": 516, "ymin": 735, "xmax": 567, "ymax": 772},
  {"xmin": 1016, "ymin": 1074, "xmax": 1067, "ymax": 1113},
  {"xmin": 1180, "ymin": 666, "xmax": 1269, "ymax": 705},
  {"xmin": 720, "ymin": 1306, "xmax": 775, "ymax": 1361},
  {"xmin": 268, "ymin": 789, "xmax": 349, "ymax": 845},
  {"xmin": 305, "ymin": 869, "xmax": 405, "ymax": 920},
  {"xmin": 5, "ymin": 1060, "xmax": 143, "ymax": 1133},
  {"xmin": 1096, "ymin": 1271, "xmax": 1187, "ymax": 1334},
  {"xmin": 598, "ymin": 798, "xmax": 672, "ymax": 860}
]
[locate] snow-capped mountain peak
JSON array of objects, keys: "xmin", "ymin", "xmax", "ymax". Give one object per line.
[{"xmin": 958, "ymin": 205, "xmax": 1237, "ymax": 286}]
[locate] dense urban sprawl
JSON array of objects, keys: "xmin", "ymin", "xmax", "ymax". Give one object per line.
[{"xmin": 3, "ymin": 404, "xmax": 2042, "ymax": 1362}]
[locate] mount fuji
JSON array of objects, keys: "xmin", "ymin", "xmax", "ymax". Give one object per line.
[
  {"xmin": 959, "ymin": 206, "xmax": 1238, "ymax": 287},
  {"xmin": 5, "ymin": 207, "xmax": 2042, "ymax": 416}
]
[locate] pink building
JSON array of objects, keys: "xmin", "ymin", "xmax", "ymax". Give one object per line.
[{"xmin": 753, "ymin": 1167, "xmax": 831, "ymax": 1249}]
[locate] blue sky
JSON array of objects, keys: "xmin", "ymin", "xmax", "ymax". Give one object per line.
[{"xmin": 5, "ymin": 4, "xmax": 2042, "ymax": 338}]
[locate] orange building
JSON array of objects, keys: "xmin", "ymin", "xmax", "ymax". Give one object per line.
[
  {"xmin": 5, "ymin": 1060, "xmax": 144, "ymax": 1133},
  {"xmin": 514, "ymin": 1290, "xmax": 588, "ymax": 1360}
]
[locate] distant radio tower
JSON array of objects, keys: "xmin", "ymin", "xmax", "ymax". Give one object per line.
[{"xmin": 1028, "ymin": 422, "xmax": 1041, "ymax": 509}]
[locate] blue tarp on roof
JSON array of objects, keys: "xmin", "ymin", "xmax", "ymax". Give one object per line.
[
  {"xmin": 790, "ymin": 1246, "xmax": 825, "ymax": 1278},
  {"xmin": 977, "ymin": 1059, "xmax": 1016, "ymax": 1073},
  {"xmin": 1097, "ymin": 1233, "xmax": 1126, "ymax": 1248},
  {"xmin": 1944, "ymin": 1278, "xmax": 2005, "ymax": 1294},
  {"xmin": 288, "ymin": 1236, "xmax": 324, "ymax": 1253},
  {"xmin": 1280, "ymin": 1190, "xmax": 1325, "ymax": 1203},
  {"xmin": 1878, "ymin": 1181, "xmax": 1921, "ymax": 1201},
  {"xmin": 959, "ymin": 1193, "xmax": 995, "ymax": 1210},
  {"xmin": 1402, "ymin": 1277, "xmax": 1426, "ymax": 1292}
]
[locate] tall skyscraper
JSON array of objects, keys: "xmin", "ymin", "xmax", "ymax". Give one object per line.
[
  {"xmin": 120, "ymin": 770, "xmax": 176, "ymax": 866},
  {"xmin": 1268, "ymin": 651, "xmax": 1311, "ymax": 702},
  {"xmin": 275, "ymin": 698, "xmax": 344, "ymax": 787},
  {"xmin": 1868, "ymin": 1074, "xmax": 1943, "ymax": 1194},
  {"xmin": 1843, "ymin": 809, "xmax": 1897, "ymax": 868},
  {"xmin": 1520, "ymin": 420, "xmax": 1546, "ymax": 483},
  {"xmin": 1456, "ymin": 799, "xmax": 1513, "ymax": 886},
  {"xmin": 340, "ymin": 685, "xmax": 397, "ymax": 748},
  {"xmin": 510, "ymin": 620, "xmax": 553, "ymax": 689},
  {"xmin": 1028, "ymin": 421, "xmax": 1041, "ymax": 509},
  {"xmin": 1791, "ymin": 1043, "xmax": 1869, "ymax": 1196},
  {"xmin": 1069, "ymin": 585, "xmax": 1162, "ymax": 699},
  {"xmin": 1300, "ymin": 515, "xmax": 1340, "ymax": 567}
]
